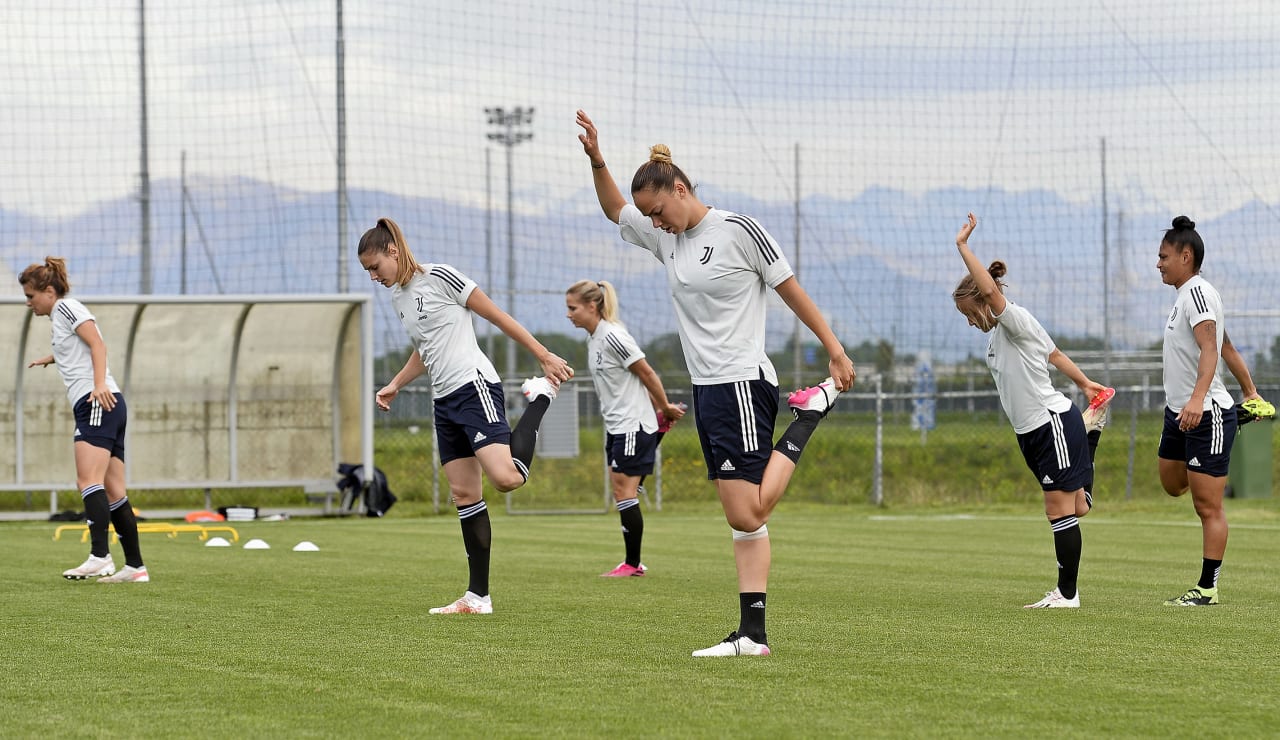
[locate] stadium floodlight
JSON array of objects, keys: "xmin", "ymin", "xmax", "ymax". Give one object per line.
[{"xmin": 484, "ymin": 106, "xmax": 535, "ymax": 393}]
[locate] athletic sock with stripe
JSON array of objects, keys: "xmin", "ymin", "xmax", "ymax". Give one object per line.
[
  {"xmin": 457, "ymin": 501, "xmax": 492, "ymax": 598},
  {"xmin": 1050, "ymin": 515, "xmax": 1081, "ymax": 600},
  {"xmin": 82, "ymin": 485, "xmax": 111, "ymax": 558}
]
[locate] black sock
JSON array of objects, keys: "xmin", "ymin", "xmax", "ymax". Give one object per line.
[
  {"xmin": 1050, "ymin": 515, "xmax": 1081, "ymax": 600},
  {"xmin": 617, "ymin": 498, "xmax": 644, "ymax": 567},
  {"xmin": 510, "ymin": 397, "xmax": 551, "ymax": 480},
  {"xmin": 108, "ymin": 497, "xmax": 144, "ymax": 568},
  {"xmin": 1084, "ymin": 430, "xmax": 1101, "ymax": 507},
  {"xmin": 773, "ymin": 411, "xmax": 821, "ymax": 464},
  {"xmin": 1199, "ymin": 558, "xmax": 1222, "ymax": 590},
  {"xmin": 82, "ymin": 485, "xmax": 111, "ymax": 558},
  {"xmin": 457, "ymin": 501, "xmax": 491, "ymax": 597},
  {"xmin": 738, "ymin": 592, "xmax": 768, "ymax": 644}
]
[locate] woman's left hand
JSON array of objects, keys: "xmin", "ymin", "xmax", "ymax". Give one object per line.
[
  {"xmin": 90, "ymin": 383, "xmax": 116, "ymax": 412},
  {"xmin": 540, "ymin": 353, "xmax": 575, "ymax": 384},
  {"xmin": 829, "ymin": 353, "xmax": 855, "ymax": 392}
]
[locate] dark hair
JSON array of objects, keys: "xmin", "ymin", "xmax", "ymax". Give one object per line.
[
  {"xmin": 357, "ymin": 217, "xmax": 422, "ymax": 287},
  {"xmin": 1162, "ymin": 215, "xmax": 1204, "ymax": 271},
  {"xmin": 630, "ymin": 144, "xmax": 695, "ymax": 195},
  {"xmin": 18, "ymin": 257, "xmax": 71, "ymax": 297},
  {"xmin": 952, "ymin": 261, "xmax": 1007, "ymax": 304}
]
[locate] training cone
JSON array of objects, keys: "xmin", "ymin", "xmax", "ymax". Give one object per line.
[
  {"xmin": 204, "ymin": 537, "xmax": 231, "ymax": 547},
  {"xmin": 243, "ymin": 538, "xmax": 270, "ymax": 550},
  {"xmin": 292, "ymin": 541, "xmax": 320, "ymax": 552}
]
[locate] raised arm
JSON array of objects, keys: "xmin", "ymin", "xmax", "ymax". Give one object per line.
[
  {"xmin": 1221, "ymin": 331, "xmax": 1261, "ymax": 401},
  {"xmin": 955, "ymin": 212, "xmax": 1006, "ymax": 316},
  {"xmin": 466, "ymin": 287, "xmax": 574, "ymax": 383},
  {"xmin": 576, "ymin": 109, "xmax": 627, "ymax": 223}
]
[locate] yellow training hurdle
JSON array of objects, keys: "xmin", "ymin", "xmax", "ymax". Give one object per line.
[{"xmin": 53, "ymin": 523, "xmax": 240, "ymax": 543}]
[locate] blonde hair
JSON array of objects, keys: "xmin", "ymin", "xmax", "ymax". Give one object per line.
[
  {"xmin": 630, "ymin": 144, "xmax": 694, "ymax": 195},
  {"xmin": 18, "ymin": 257, "xmax": 71, "ymax": 296},
  {"xmin": 566, "ymin": 279, "xmax": 621, "ymax": 324},
  {"xmin": 357, "ymin": 217, "xmax": 423, "ymax": 287},
  {"xmin": 952, "ymin": 260, "xmax": 1007, "ymax": 306}
]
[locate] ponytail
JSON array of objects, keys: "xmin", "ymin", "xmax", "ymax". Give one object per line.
[
  {"xmin": 18, "ymin": 256, "xmax": 71, "ymax": 297},
  {"xmin": 566, "ymin": 279, "xmax": 623, "ymax": 326},
  {"xmin": 357, "ymin": 217, "xmax": 423, "ymax": 287}
]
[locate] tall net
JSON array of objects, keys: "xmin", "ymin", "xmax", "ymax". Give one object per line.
[{"xmin": 3, "ymin": 1, "xmax": 1278, "ymax": 502}]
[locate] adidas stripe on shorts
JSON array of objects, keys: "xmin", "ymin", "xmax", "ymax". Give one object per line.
[
  {"xmin": 72, "ymin": 392, "xmax": 128, "ymax": 459},
  {"xmin": 1158, "ymin": 403, "xmax": 1237, "ymax": 478},
  {"xmin": 692, "ymin": 373, "xmax": 779, "ymax": 484},
  {"xmin": 433, "ymin": 376, "xmax": 511, "ymax": 465},
  {"xmin": 605, "ymin": 429, "xmax": 659, "ymax": 477},
  {"xmin": 1015, "ymin": 406, "xmax": 1090, "ymax": 492}
]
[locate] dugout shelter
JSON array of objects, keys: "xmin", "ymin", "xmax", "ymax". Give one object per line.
[{"xmin": 1, "ymin": 295, "xmax": 374, "ymax": 511}]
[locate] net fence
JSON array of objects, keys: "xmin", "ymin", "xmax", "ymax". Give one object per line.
[{"xmin": 3, "ymin": 1, "xmax": 1278, "ymax": 504}]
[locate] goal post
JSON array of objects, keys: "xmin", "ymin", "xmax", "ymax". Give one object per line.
[{"xmin": 2, "ymin": 295, "xmax": 374, "ymax": 509}]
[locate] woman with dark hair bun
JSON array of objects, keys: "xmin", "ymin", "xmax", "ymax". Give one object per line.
[
  {"xmin": 1156, "ymin": 215, "xmax": 1271, "ymax": 606},
  {"xmin": 952, "ymin": 214, "xmax": 1112, "ymax": 609}
]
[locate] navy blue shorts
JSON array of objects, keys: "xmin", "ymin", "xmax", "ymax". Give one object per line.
[
  {"xmin": 605, "ymin": 429, "xmax": 658, "ymax": 477},
  {"xmin": 433, "ymin": 378, "xmax": 512, "ymax": 466},
  {"xmin": 1015, "ymin": 406, "xmax": 1090, "ymax": 492},
  {"xmin": 692, "ymin": 375, "xmax": 779, "ymax": 484},
  {"xmin": 1158, "ymin": 403, "xmax": 1236, "ymax": 478},
  {"xmin": 73, "ymin": 393, "xmax": 127, "ymax": 460}
]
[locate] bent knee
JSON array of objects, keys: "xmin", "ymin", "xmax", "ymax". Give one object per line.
[{"xmin": 726, "ymin": 515, "xmax": 767, "ymax": 534}]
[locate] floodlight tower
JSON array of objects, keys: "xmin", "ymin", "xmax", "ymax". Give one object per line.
[{"xmin": 485, "ymin": 106, "xmax": 535, "ymax": 386}]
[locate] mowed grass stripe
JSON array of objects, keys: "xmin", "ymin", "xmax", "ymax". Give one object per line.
[{"xmin": 2, "ymin": 505, "xmax": 1277, "ymax": 737}]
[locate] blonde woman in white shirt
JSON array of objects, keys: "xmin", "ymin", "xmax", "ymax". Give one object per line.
[
  {"xmin": 577, "ymin": 110, "xmax": 854, "ymax": 657},
  {"xmin": 566, "ymin": 279, "xmax": 685, "ymax": 577},
  {"xmin": 1156, "ymin": 215, "xmax": 1269, "ymax": 606},
  {"xmin": 952, "ymin": 214, "xmax": 1111, "ymax": 609},
  {"xmin": 21, "ymin": 257, "xmax": 148, "ymax": 583}
]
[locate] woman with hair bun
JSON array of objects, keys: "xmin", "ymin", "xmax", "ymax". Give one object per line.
[
  {"xmin": 565, "ymin": 279, "xmax": 685, "ymax": 577},
  {"xmin": 576, "ymin": 109, "xmax": 854, "ymax": 657},
  {"xmin": 20, "ymin": 257, "xmax": 149, "ymax": 583},
  {"xmin": 1156, "ymin": 215, "xmax": 1270, "ymax": 606},
  {"xmin": 952, "ymin": 213, "xmax": 1112, "ymax": 609}
]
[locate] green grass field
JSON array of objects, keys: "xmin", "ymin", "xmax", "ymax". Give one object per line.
[{"xmin": 3, "ymin": 500, "xmax": 1279, "ymax": 738}]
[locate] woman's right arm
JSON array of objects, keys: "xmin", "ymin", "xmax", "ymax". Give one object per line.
[
  {"xmin": 1221, "ymin": 331, "xmax": 1261, "ymax": 401},
  {"xmin": 576, "ymin": 109, "xmax": 627, "ymax": 224},
  {"xmin": 376, "ymin": 351, "xmax": 426, "ymax": 411},
  {"xmin": 955, "ymin": 212, "xmax": 1007, "ymax": 315}
]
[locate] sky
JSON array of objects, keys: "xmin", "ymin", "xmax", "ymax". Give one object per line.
[{"xmin": 3, "ymin": 0, "xmax": 1279, "ymax": 360}]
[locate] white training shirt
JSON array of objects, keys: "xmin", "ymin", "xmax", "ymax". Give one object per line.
[
  {"xmin": 390, "ymin": 264, "xmax": 500, "ymax": 397},
  {"xmin": 986, "ymin": 300, "xmax": 1072, "ymax": 434},
  {"xmin": 1162, "ymin": 274, "xmax": 1234, "ymax": 413},
  {"xmin": 587, "ymin": 319, "xmax": 658, "ymax": 435},
  {"xmin": 619, "ymin": 204, "xmax": 793, "ymax": 386},
  {"xmin": 49, "ymin": 297, "xmax": 121, "ymax": 405}
]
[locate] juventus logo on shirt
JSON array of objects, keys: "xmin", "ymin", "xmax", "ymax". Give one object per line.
[{"xmin": 699, "ymin": 246, "xmax": 714, "ymax": 264}]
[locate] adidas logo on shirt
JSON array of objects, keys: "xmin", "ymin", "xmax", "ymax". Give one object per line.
[
  {"xmin": 473, "ymin": 431, "xmax": 487, "ymax": 443},
  {"xmin": 720, "ymin": 459, "xmax": 736, "ymax": 472},
  {"xmin": 1189, "ymin": 457, "xmax": 1201, "ymax": 467},
  {"xmin": 749, "ymin": 600, "xmax": 765, "ymax": 609},
  {"xmin": 1041, "ymin": 475, "xmax": 1054, "ymax": 484}
]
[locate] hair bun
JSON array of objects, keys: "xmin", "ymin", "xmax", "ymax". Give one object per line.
[
  {"xmin": 648, "ymin": 144, "xmax": 673, "ymax": 165},
  {"xmin": 1171, "ymin": 215, "xmax": 1195, "ymax": 230}
]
